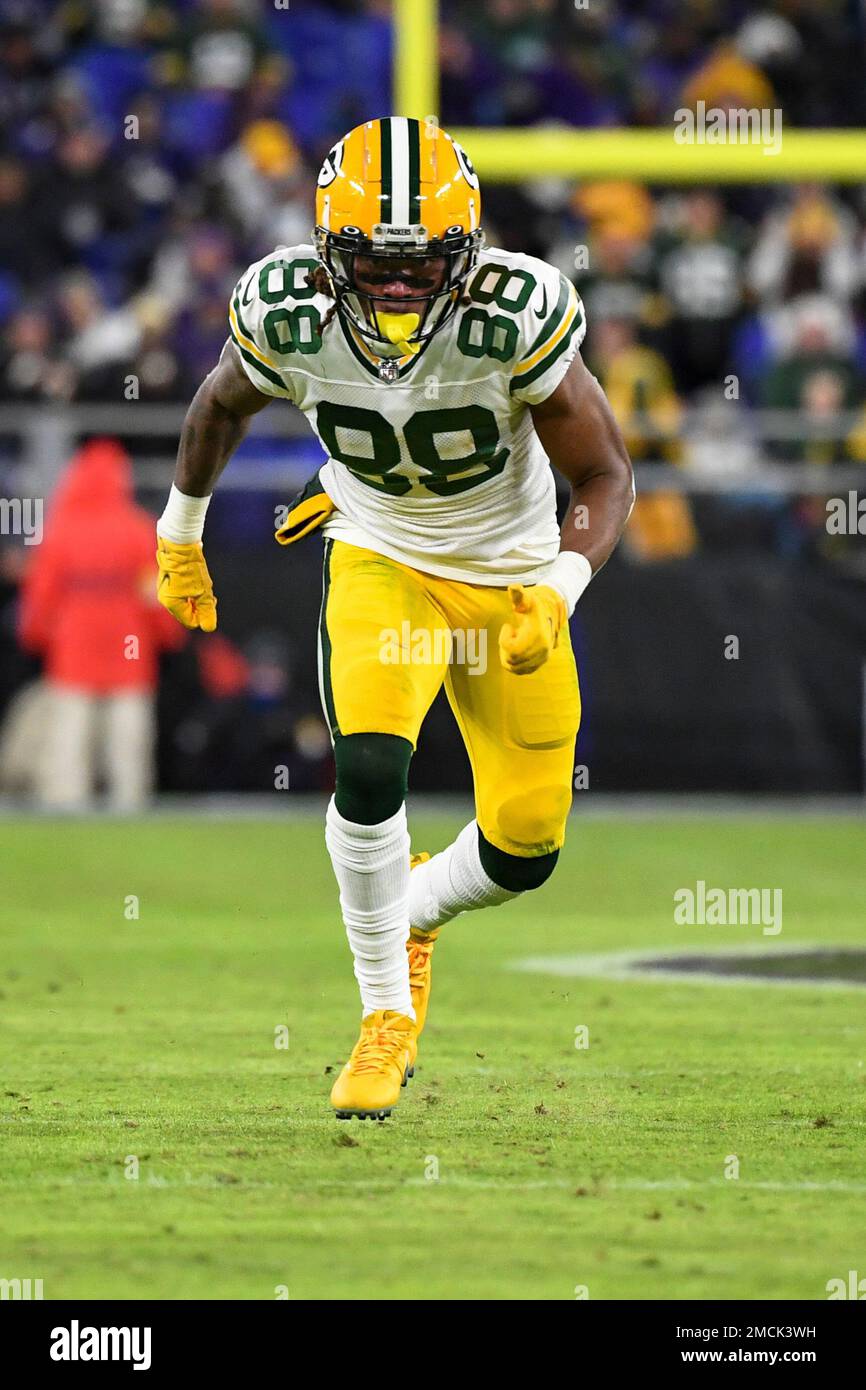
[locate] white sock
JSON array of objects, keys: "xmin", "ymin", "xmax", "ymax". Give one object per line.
[
  {"xmin": 408, "ymin": 820, "xmax": 518, "ymax": 933},
  {"xmin": 325, "ymin": 798, "xmax": 415, "ymax": 1019}
]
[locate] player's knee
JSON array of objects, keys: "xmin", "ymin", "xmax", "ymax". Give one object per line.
[
  {"xmin": 334, "ymin": 732, "xmax": 412, "ymax": 825},
  {"xmin": 493, "ymin": 784, "xmax": 571, "ymax": 863},
  {"xmin": 478, "ymin": 828, "xmax": 559, "ymax": 892}
]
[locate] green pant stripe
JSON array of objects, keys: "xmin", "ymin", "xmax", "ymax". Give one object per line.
[{"xmin": 319, "ymin": 539, "xmax": 339, "ymax": 738}]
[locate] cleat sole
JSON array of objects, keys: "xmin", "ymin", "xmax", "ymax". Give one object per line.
[{"xmin": 335, "ymin": 1111, "xmax": 391, "ymax": 1120}]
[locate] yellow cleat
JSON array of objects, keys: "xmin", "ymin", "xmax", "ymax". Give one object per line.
[
  {"xmin": 408, "ymin": 851, "xmax": 438, "ymax": 1037},
  {"xmin": 330, "ymin": 1010, "xmax": 417, "ymax": 1120},
  {"xmin": 407, "ymin": 928, "xmax": 438, "ymax": 1038}
]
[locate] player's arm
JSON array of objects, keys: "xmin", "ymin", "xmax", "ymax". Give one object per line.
[
  {"xmin": 156, "ymin": 342, "xmax": 272, "ymax": 630},
  {"xmin": 532, "ymin": 351, "xmax": 634, "ymax": 573},
  {"xmin": 175, "ymin": 339, "xmax": 271, "ymax": 496},
  {"xmin": 500, "ymin": 353, "xmax": 634, "ymax": 674}
]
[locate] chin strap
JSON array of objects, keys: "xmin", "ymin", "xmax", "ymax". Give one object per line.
[{"xmin": 377, "ymin": 311, "xmax": 421, "ymax": 355}]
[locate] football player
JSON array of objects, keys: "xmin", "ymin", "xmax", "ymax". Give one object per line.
[{"xmin": 156, "ymin": 118, "xmax": 634, "ymax": 1118}]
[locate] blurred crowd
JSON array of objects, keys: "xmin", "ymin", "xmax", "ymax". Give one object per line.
[
  {"xmin": 0, "ymin": 0, "xmax": 864, "ymax": 418},
  {"xmin": 0, "ymin": 0, "xmax": 864, "ymax": 806},
  {"xmin": 441, "ymin": 0, "xmax": 864, "ymax": 128},
  {"xmin": 0, "ymin": 436, "xmax": 334, "ymax": 809}
]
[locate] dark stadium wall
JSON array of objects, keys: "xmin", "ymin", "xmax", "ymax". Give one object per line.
[
  {"xmin": 156, "ymin": 537, "xmax": 866, "ymax": 796},
  {"xmin": 579, "ymin": 556, "xmax": 866, "ymax": 794}
]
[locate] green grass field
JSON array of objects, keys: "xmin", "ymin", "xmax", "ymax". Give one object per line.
[{"xmin": 1, "ymin": 810, "xmax": 864, "ymax": 1301}]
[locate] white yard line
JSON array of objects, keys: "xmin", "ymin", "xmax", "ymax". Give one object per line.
[
  {"xmin": 508, "ymin": 945, "xmax": 866, "ymax": 991},
  {"xmin": 4, "ymin": 1174, "xmax": 866, "ymax": 1194}
]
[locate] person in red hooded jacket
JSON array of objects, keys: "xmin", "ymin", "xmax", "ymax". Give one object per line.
[{"xmin": 18, "ymin": 437, "xmax": 185, "ymax": 809}]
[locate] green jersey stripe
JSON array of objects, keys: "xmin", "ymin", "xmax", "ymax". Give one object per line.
[
  {"xmin": 520, "ymin": 275, "xmax": 572, "ymax": 362},
  {"xmin": 232, "ymin": 289, "xmax": 256, "ymax": 345},
  {"xmin": 509, "ymin": 308, "xmax": 584, "ymax": 393},
  {"xmin": 229, "ymin": 328, "xmax": 286, "ymax": 391}
]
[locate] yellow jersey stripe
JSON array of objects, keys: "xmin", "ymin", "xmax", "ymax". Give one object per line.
[
  {"xmin": 228, "ymin": 302, "xmax": 280, "ymax": 373},
  {"xmin": 512, "ymin": 286, "xmax": 580, "ymax": 379}
]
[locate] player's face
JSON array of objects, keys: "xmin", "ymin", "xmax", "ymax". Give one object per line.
[{"xmin": 353, "ymin": 253, "xmax": 448, "ymax": 316}]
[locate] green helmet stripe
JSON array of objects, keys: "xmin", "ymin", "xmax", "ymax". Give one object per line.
[
  {"xmin": 379, "ymin": 119, "xmax": 393, "ymax": 223},
  {"xmin": 407, "ymin": 118, "xmax": 421, "ymax": 224}
]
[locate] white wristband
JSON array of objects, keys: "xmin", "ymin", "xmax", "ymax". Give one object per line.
[
  {"xmin": 543, "ymin": 551, "xmax": 593, "ymax": 615},
  {"xmin": 157, "ymin": 485, "xmax": 212, "ymax": 544}
]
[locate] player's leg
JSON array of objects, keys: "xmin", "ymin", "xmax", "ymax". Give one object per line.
[
  {"xmin": 408, "ymin": 578, "xmax": 579, "ymax": 933},
  {"xmin": 35, "ymin": 685, "xmax": 98, "ymax": 810},
  {"xmin": 319, "ymin": 540, "xmax": 450, "ymax": 1116},
  {"xmin": 102, "ymin": 690, "xmax": 156, "ymax": 811}
]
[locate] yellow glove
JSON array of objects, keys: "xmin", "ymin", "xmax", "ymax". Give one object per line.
[
  {"xmin": 156, "ymin": 536, "xmax": 217, "ymax": 631},
  {"xmin": 498, "ymin": 583, "xmax": 566, "ymax": 676}
]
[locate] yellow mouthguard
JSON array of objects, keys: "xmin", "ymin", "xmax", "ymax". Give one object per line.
[{"xmin": 377, "ymin": 311, "xmax": 421, "ymax": 354}]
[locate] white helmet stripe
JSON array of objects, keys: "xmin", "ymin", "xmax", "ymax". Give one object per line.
[{"xmin": 389, "ymin": 116, "xmax": 411, "ymax": 225}]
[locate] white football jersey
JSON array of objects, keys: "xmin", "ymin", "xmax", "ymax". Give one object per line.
[{"xmin": 229, "ymin": 243, "xmax": 586, "ymax": 584}]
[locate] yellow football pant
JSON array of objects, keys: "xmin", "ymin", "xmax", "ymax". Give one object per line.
[{"xmin": 319, "ymin": 540, "xmax": 581, "ymax": 857}]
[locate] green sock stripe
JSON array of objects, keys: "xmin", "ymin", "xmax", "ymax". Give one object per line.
[{"xmin": 478, "ymin": 828, "xmax": 559, "ymax": 890}]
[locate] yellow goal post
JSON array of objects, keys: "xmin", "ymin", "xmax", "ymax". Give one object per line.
[{"xmin": 393, "ymin": 0, "xmax": 866, "ymax": 182}]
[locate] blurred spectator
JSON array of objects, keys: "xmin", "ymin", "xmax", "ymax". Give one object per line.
[
  {"xmin": 218, "ymin": 119, "xmax": 311, "ymax": 254},
  {"xmin": 0, "ymin": 11, "xmax": 55, "ymax": 139},
  {"xmin": 678, "ymin": 39, "xmax": 777, "ymax": 115},
  {"xmin": 590, "ymin": 317, "xmax": 683, "ymax": 465},
  {"xmin": 161, "ymin": 0, "xmax": 282, "ymax": 93},
  {"xmin": 0, "ymin": 155, "xmax": 49, "ymax": 286},
  {"xmin": 748, "ymin": 186, "xmax": 861, "ymax": 306},
  {"xmin": 16, "ymin": 438, "xmax": 184, "ymax": 810},
  {"xmin": 563, "ymin": 182, "xmax": 660, "ymax": 333},
  {"xmin": 34, "ymin": 124, "xmax": 140, "ymax": 275},
  {"xmin": 148, "ymin": 223, "xmax": 237, "ymax": 314},
  {"xmin": 172, "ymin": 288, "xmax": 232, "ymax": 388},
  {"xmin": 163, "ymin": 627, "xmax": 331, "ymax": 793},
  {"xmin": 759, "ymin": 296, "xmax": 862, "ymax": 461},
  {"xmin": 57, "ymin": 272, "xmax": 141, "ymax": 383},
  {"xmin": 656, "ymin": 190, "xmax": 748, "ymax": 394},
  {"xmin": 119, "ymin": 93, "xmax": 181, "ymax": 227},
  {"xmin": 0, "ymin": 307, "xmax": 72, "ymax": 402},
  {"xmin": 75, "ymin": 294, "xmax": 186, "ymax": 405},
  {"xmin": 590, "ymin": 315, "xmax": 697, "ymax": 560}
]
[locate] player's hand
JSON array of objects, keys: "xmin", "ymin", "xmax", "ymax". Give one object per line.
[
  {"xmin": 156, "ymin": 536, "xmax": 217, "ymax": 631},
  {"xmin": 499, "ymin": 583, "xmax": 566, "ymax": 675}
]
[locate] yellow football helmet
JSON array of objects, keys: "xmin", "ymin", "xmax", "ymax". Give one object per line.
[{"xmin": 313, "ymin": 117, "xmax": 483, "ymax": 353}]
